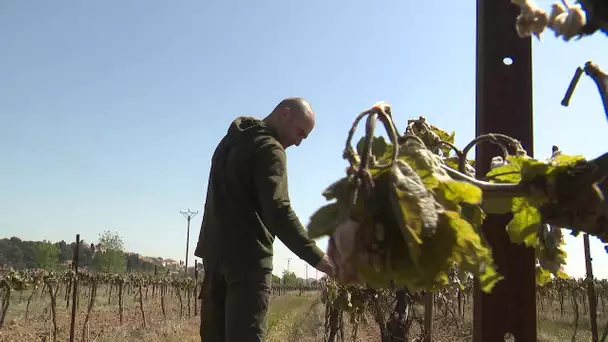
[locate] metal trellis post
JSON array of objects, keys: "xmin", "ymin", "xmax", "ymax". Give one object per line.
[{"xmin": 474, "ymin": 0, "xmax": 537, "ymax": 341}]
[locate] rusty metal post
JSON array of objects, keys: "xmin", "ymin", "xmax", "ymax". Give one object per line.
[{"xmin": 474, "ymin": 0, "xmax": 537, "ymax": 341}]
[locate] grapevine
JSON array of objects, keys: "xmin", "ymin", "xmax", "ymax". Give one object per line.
[
  {"xmin": 0, "ymin": 266, "xmax": 25, "ymax": 328},
  {"xmin": 307, "ymin": 101, "xmax": 608, "ymax": 295},
  {"xmin": 318, "ymin": 274, "xmax": 608, "ymax": 341},
  {"xmin": 0, "ymin": 265, "xmax": 315, "ymax": 341}
]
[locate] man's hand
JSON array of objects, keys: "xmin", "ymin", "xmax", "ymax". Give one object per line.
[{"xmin": 314, "ymin": 254, "xmax": 335, "ymax": 278}]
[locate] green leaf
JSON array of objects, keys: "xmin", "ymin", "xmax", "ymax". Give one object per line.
[
  {"xmin": 485, "ymin": 154, "xmax": 583, "ymax": 186},
  {"xmin": 535, "ymin": 225, "xmax": 568, "ymax": 275},
  {"xmin": 438, "ymin": 180, "xmax": 482, "ymax": 205},
  {"xmin": 307, "ymin": 203, "xmax": 343, "ymax": 239},
  {"xmin": 322, "ymin": 178, "xmax": 352, "ymax": 202},
  {"xmin": 520, "ymin": 165, "xmax": 552, "ymax": 183},
  {"xmin": 397, "ymin": 155, "xmax": 440, "ymax": 190},
  {"xmin": 429, "ymin": 125, "xmax": 455, "ymax": 156},
  {"xmin": 442, "ymin": 157, "xmax": 473, "ymax": 172},
  {"xmin": 506, "ymin": 198, "xmax": 541, "ymax": 246},
  {"xmin": 430, "ymin": 125, "xmax": 455, "ymax": 144},
  {"xmin": 389, "ymin": 187, "xmax": 424, "ymax": 268},
  {"xmin": 390, "ymin": 160, "xmax": 440, "ymax": 237},
  {"xmin": 549, "ymin": 154, "xmax": 585, "ymax": 166},
  {"xmin": 485, "ymin": 158, "xmax": 523, "ymax": 183},
  {"xmin": 462, "ymin": 204, "xmax": 486, "ymax": 230},
  {"xmin": 478, "ymin": 265, "xmax": 504, "ymax": 293},
  {"xmin": 484, "ymin": 155, "xmax": 541, "ymax": 183},
  {"xmin": 396, "ymin": 140, "xmax": 450, "ymax": 191},
  {"xmin": 355, "ymin": 136, "xmax": 392, "ymax": 161},
  {"xmin": 536, "ymin": 266, "xmax": 552, "ymax": 286},
  {"xmin": 416, "ymin": 213, "xmax": 459, "ymax": 289},
  {"xmin": 442, "ymin": 210, "xmax": 502, "ymax": 293}
]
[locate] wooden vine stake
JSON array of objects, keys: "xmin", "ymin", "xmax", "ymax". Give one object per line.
[
  {"xmin": 194, "ymin": 260, "xmax": 199, "ymax": 316},
  {"xmin": 583, "ymin": 234, "xmax": 599, "ymax": 341},
  {"xmin": 69, "ymin": 234, "xmax": 80, "ymax": 342}
]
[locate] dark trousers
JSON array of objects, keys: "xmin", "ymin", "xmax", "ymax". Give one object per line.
[{"xmin": 199, "ymin": 259, "xmax": 272, "ymax": 342}]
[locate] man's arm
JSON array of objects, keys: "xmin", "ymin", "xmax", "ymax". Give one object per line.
[{"xmin": 253, "ymin": 140, "xmax": 324, "ymax": 267}]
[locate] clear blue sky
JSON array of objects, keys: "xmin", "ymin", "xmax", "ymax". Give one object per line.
[{"xmin": 1, "ymin": 0, "xmax": 606, "ymax": 281}]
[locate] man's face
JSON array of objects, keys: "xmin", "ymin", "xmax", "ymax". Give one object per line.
[{"xmin": 278, "ymin": 108, "xmax": 315, "ymax": 148}]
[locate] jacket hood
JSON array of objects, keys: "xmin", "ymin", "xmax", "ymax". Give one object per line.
[{"xmin": 226, "ymin": 116, "xmax": 279, "ymax": 141}]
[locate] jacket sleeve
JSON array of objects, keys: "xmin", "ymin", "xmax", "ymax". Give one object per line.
[{"xmin": 253, "ymin": 140, "xmax": 324, "ymax": 267}]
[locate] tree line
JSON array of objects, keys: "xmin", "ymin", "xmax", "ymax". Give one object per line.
[
  {"xmin": 275, "ymin": 270, "xmax": 318, "ymax": 286},
  {"xmin": 1, "ymin": 231, "xmax": 323, "ymax": 287},
  {"xmin": 0, "ymin": 231, "xmax": 169, "ymax": 275}
]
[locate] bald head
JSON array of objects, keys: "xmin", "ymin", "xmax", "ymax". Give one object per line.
[
  {"xmin": 264, "ymin": 97, "xmax": 316, "ymax": 148},
  {"xmin": 273, "ymin": 97, "xmax": 314, "ymax": 118}
]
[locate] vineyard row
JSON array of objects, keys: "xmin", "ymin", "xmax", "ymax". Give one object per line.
[
  {"xmin": 318, "ymin": 276, "xmax": 608, "ymax": 342},
  {"xmin": 0, "ymin": 266, "xmax": 320, "ymax": 341}
]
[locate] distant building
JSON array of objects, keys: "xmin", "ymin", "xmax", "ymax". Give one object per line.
[{"xmin": 163, "ymin": 259, "xmax": 180, "ymax": 269}]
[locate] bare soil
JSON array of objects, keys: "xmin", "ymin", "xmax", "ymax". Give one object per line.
[{"xmin": 0, "ymin": 287, "xmax": 603, "ymax": 341}]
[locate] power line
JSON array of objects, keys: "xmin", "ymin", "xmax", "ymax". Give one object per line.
[{"xmin": 180, "ymin": 208, "xmax": 199, "ymax": 277}]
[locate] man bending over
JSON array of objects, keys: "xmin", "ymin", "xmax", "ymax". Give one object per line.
[{"xmin": 194, "ymin": 97, "xmax": 334, "ymax": 342}]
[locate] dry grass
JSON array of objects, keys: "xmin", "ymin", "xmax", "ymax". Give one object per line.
[{"xmin": 536, "ymin": 300, "xmax": 606, "ymax": 342}]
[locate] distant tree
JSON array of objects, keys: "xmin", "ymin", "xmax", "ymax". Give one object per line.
[
  {"xmin": 0, "ymin": 237, "xmax": 26, "ymax": 269},
  {"xmin": 282, "ymin": 270, "xmax": 299, "ymax": 285},
  {"xmin": 55, "ymin": 240, "xmax": 71, "ymax": 262},
  {"xmin": 49, "ymin": 239, "xmax": 94, "ymax": 268},
  {"xmin": 0, "ymin": 235, "xmax": 167, "ymax": 274},
  {"xmin": 271, "ymin": 274, "xmax": 281, "ymax": 284},
  {"xmin": 94, "ymin": 230, "xmax": 126, "ymax": 273},
  {"xmin": 77, "ymin": 240, "xmax": 94, "ymax": 267},
  {"xmin": 36, "ymin": 240, "xmax": 59, "ymax": 270}
]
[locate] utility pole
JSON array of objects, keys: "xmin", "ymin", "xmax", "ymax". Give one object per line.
[
  {"xmin": 180, "ymin": 208, "xmax": 199, "ymax": 277},
  {"xmin": 285, "ymin": 258, "xmax": 292, "ymax": 272}
]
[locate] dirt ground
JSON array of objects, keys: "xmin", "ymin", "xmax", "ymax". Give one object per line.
[
  {"xmin": 0, "ymin": 289, "xmax": 345, "ymax": 342},
  {"xmin": 0, "ymin": 287, "xmax": 603, "ymax": 341},
  {"xmin": 0, "ymin": 286, "xmax": 202, "ymax": 342},
  {"xmin": 0, "ymin": 288, "xmax": 458, "ymax": 342}
]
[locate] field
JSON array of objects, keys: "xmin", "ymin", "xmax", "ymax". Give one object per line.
[{"xmin": 0, "ymin": 275, "xmax": 605, "ymax": 342}]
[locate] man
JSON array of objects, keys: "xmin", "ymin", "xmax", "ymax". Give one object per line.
[{"xmin": 194, "ymin": 97, "xmax": 334, "ymax": 342}]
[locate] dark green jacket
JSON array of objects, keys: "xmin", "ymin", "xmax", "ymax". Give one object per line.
[{"xmin": 194, "ymin": 116, "xmax": 324, "ymax": 270}]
